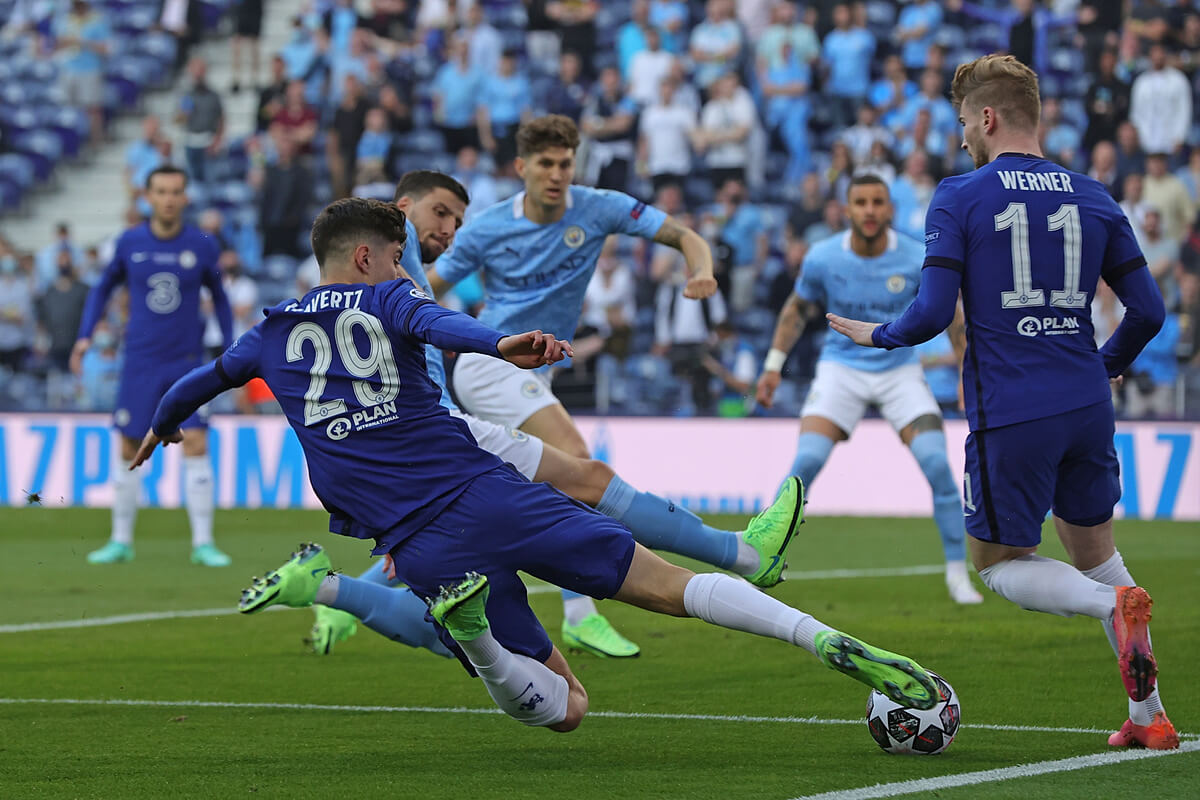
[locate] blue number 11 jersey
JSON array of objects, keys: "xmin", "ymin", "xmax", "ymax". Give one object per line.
[{"xmin": 922, "ymin": 153, "xmax": 1146, "ymax": 430}]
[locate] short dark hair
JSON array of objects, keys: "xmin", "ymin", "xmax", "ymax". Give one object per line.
[
  {"xmin": 848, "ymin": 173, "xmax": 890, "ymax": 197},
  {"xmin": 516, "ymin": 114, "xmax": 580, "ymax": 158},
  {"xmin": 393, "ymin": 170, "xmax": 470, "ymax": 205},
  {"xmin": 145, "ymin": 165, "xmax": 189, "ymax": 189},
  {"xmin": 310, "ymin": 198, "xmax": 408, "ymax": 268}
]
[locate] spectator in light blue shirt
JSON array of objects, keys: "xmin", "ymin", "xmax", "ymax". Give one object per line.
[
  {"xmin": 433, "ymin": 36, "xmax": 481, "ymax": 134},
  {"xmin": 895, "ymin": 0, "xmax": 942, "ymax": 71},
  {"xmin": 690, "ymin": 0, "xmax": 743, "ymax": 91},
  {"xmin": 477, "ymin": 51, "xmax": 532, "ymax": 169},
  {"xmin": 649, "ymin": 0, "xmax": 689, "ymax": 54},
  {"xmin": 892, "ymin": 69, "xmax": 957, "ymax": 141},
  {"xmin": 821, "ymin": 2, "xmax": 875, "ymax": 128},
  {"xmin": 54, "ymin": 0, "xmax": 109, "ymax": 143},
  {"xmin": 869, "ymin": 54, "xmax": 918, "ymax": 129},
  {"xmin": 356, "ymin": 108, "xmax": 393, "ymax": 171},
  {"xmin": 762, "ymin": 42, "xmax": 813, "ymax": 180},
  {"xmin": 1041, "ymin": 97, "xmax": 1083, "ymax": 169},
  {"xmin": 617, "ymin": 0, "xmax": 650, "ymax": 77}
]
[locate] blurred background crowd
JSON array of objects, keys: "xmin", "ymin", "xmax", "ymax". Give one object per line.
[{"xmin": 1, "ymin": 0, "xmax": 1198, "ymax": 419}]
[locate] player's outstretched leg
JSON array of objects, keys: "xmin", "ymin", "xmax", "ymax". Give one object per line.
[
  {"xmin": 238, "ymin": 543, "xmax": 330, "ymax": 612},
  {"xmin": 560, "ymin": 590, "xmax": 640, "ymax": 658},
  {"xmin": 317, "ymin": 574, "xmax": 454, "ymax": 657},
  {"xmin": 309, "ymin": 606, "xmax": 358, "ymax": 655},
  {"xmin": 741, "ymin": 477, "xmax": 806, "ymax": 587},
  {"xmin": 616, "ymin": 548, "xmax": 939, "ymax": 710},
  {"xmin": 1113, "ymin": 586, "xmax": 1158, "ymax": 703},
  {"xmin": 430, "ymin": 573, "xmax": 576, "ymax": 729}
]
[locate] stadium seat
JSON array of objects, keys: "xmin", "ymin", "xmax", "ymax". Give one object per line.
[{"xmin": 10, "ymin": 130, "xmax": 63, "ymax": 181}]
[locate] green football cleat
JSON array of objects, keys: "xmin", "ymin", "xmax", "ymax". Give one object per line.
[
  {"xmin": 86, "ymin": 540, "xmax": 134, "ymax": 564},
  {"xmin": 190, "ymin": 543, "xmax": 232, "ymax": 567},
  {"xmin": 815, "ymin": 630, "xmax": 939, "ymax": 710},
  {"xmin": 562, "ymin": 613, "xmax": 640, "ymax": 658},
  {"xmin": 307, "ymin": 605, "xmax": 358, "ymax": 655},
  {"xmin": 742, "ymin": 476, "xmax": 805, "ymax": 587},
  {"xmin": 427, "ymin": 572, "xmax": 491, "ymax": 642},
  {"xmin": 238, "ymin": 543, "xmax": 330, "ymax": 613}
]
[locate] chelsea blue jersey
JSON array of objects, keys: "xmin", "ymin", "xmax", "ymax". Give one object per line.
[
  {"xmin": 78, "ymin": 222, "xmax": 231, "ymax": 364},
  {"xmin": 923, "ymin": 153, "xmax": 1146, "ymax": 430},
  {"xmin": 400, "ymin": 218, "xmax": 456, "ymax": 411},
  {"xmin": 796, "ymin": 230, "xmax": 925, "ymax": 372},
  {"xmin": 434, "ymin": 186, "xmax": 667, "ymax": 364},
  {"xmin": 216, "ymin": 279, "xmax": 505, "ymax": 552}
]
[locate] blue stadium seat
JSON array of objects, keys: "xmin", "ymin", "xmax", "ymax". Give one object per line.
[
  {"xmin": 10, "ymin": 130, "xmax": 63, "ymax": 181},
  {"xmin": 0, "ymin": 177, "xmax": 22, "ymax": 213},
  {"xmin": 0, "ymin": 153, "xmax": 37, "ymax": 192}
]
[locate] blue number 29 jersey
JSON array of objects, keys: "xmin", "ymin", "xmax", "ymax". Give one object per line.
[
  {"xmin": 216, "ymin": 280, "xmax": 505, "ymax": 552},
  {"xmin": 924, "ymin": 153, "xmax": 1146, "ymax": 430}
]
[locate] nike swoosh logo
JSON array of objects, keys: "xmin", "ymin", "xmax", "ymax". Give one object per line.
[
  {"xmin": 765, "ymin": 555, "xmax": 782, "ymax": 573},
  {"xmin": 311, "ymin": 568, "xmax": 326, "ymax": 577}
]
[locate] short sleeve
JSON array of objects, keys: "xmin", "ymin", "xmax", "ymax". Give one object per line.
[
  {"xmin": 1101, "ymin": 197, "xmax": 1148, "ymax": 284},
  {"xmin": 216, "ymin": 324, "xmax": 263, "ymax": 386},
  {"xmin": 594, "ymin": 189, "xmax": 668, "ymax": 238},
  {"xmin": 922, "ymin": 181, "xmax": 967, "ymax": 273},
  {"xmin": 434, "ymin": 222, "xmax": 483, "ymax": 286},
  {"xmin": 794, "ymin": 250, "xmax": 825, "ymax": 307}
]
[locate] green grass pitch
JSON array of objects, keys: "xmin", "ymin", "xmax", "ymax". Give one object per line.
[{"xmin": 2, "ymin": 508, "xmax": 1197, "ymax": 799}]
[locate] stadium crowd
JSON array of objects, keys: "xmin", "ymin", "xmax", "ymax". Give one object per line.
[{"xmin": 2, "ymin": 0, "xmax": 1199, "ymax": 419}]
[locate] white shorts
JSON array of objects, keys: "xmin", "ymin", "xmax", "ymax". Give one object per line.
[
  {"xmin": 450, "ymin": 407, "xmax": 545, "ymax": 479},
  {"xmin": 452, "ymin": 351, "xmax": 560, "ymax": 429},
  {"xmin": 800, "ymin": 360, "xmax": 941, "ymax": 434}
]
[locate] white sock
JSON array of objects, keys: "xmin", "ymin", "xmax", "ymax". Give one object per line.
[
  {"xmin": 183, "ymin": 455, "xmax": 215, "ymax": 548},
  {"xmin": 1081, "ymin": 551, "xmax": 1166, "ymax": 726},
  {"xmin": 314, "ymin": 574, "xmax": 340, "ymax": 606},
  {"xmin": 978, "ymin": 554, "xmax": 1115, "ymax": 619},
  {"xmin": 562, "ymin": 594, "xmax": 597, "ymax": 626},
  {"xmin": 682, "ymin": 573, "xmax": 833, "ymax": 657},
  {"xmin": 111, "ymin": 458, "xmax": 139, "ymax": 546},
  {"xmin": 731, "ymin": 538, "xmax": 760, "ymax": 575},
  {"xmin": 458, "ymin": 628, "xmax": 569, "ymax": 727}
]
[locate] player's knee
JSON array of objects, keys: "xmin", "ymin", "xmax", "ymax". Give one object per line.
[
  {"xmin": 549, "ymin": 684, "xmax": 589, "ymax": 732},
  {"xmin": 580, "ymin": 459, "xmax": 615, "ymax": 504},
  {"xmin": 911, "ymin": 431, "xmax": 956, "ymax": 494}
]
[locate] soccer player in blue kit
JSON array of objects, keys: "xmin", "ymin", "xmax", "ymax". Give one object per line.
[
  {"xmin": 71, "ymin": 165, "xmax": 234, "ymax": 567},
  {"xmin": 426, "ymin": 115, "xmax": 746, "ymax": 658},
  {"xmin": 299, "ymin": 171, "xmax": 801, "ymax": 656},
  {"xmin": 828, "ymin": 55, "xmax": 1177, "ymax": 749},
  {"xmin": 131, "ymin": 197, "xmax": 940, "ymax": 731},
  {"xmin": 756, "ymin": 175, "xmax": 983, "ymax": 606}
]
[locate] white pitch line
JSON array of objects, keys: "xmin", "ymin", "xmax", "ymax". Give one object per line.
[
  {"xmin": 0, "ymin": 564, "xmax": 946, "ymax": 634},
  {"xmin": 0, "ymin": 698, "xmax": 1194, "ymax": 743},
  {"xmin": 789, "ymin": 739, "xmax": 1200, "ymax": 800}
]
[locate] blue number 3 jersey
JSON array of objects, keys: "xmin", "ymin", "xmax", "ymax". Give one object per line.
[
  {"xmin": 216, "ymin": 279, "xmax": 506, "ymax": 551},
  {"xmin": 923, "ymin": 154, "xmax": 1146, "ymax": 430}
]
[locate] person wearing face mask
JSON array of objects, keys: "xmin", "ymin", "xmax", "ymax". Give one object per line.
[
  {"xmin": 79, "ymin": 325, "xmax": 121, "ymax": 411},
  {"xmin": 36, "ymin": 251, "xmax": 90, "ymax": 374}
]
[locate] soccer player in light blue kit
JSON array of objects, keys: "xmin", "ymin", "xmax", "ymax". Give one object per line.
[
  {"xmin": 756, "ymin": 175, "xmax": 982, "ymax": 605},
  {"xmin": 71, "ymin": 165, "xmax": 234, "ymax": 567},
  {"xmin": 427, "ymin": 116, "xmax": 781, "ymax": 658},
  {"xmin": 828, "ymin": 55, "xmax": 1176, "ymax": 749},
  {"xmin": 303, "ymin": 171, "xmax": 799, "ymax": 656},
  {"xmin": 131, "ymin": 197, "xmax": 940, "ymax": 732}
]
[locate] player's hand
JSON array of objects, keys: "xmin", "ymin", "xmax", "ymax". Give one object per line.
[
  {"xmin": 1110, "ymin": 375, "xmax": 1124, "ymax": 390},
  {"xmin": 683, "ymin": 273, "xmax": 718, "ymax": 300},
  {"xmin": 129, "ymin": 429, "xmax": 183, "ymax": 469},
  {"xmin": 383, "ymin": 553, "xmax": 398, "ymax": 581},
  {"xmin": 68, "ymin": 338, "xmax": 90, "ymax": 376},
  {"xmin": 826, "ymin": 313, "xmax": 881, "ymax": 348},
  {"xmin": 756, "ymin": 371, "xmax": 782, "ymax": 408},
  {"xmin": 498, "ymin": 330, "xmax": 574, "ymax": 369}
]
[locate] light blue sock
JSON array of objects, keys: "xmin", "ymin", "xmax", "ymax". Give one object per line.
[
  {"xmin": 910, "ymin": 429, "xmax": 966, "ymax": 562},
  {"xmin": 357, "ymin": 558, "xmax": 403, "ymax": 588},
  {"xmin": 331, "ymin": 575, "xmax": 453, "ymax": 657},
  {"xmin": 788, "ymin": 431, "xmax": 835, "ymax": 487},
  {"xmin": 595, "ymin": 475, "xmax": 739, "ymax": 569}
]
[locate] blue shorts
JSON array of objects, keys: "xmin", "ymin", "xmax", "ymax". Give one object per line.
[
  {"xmin": 387, "ymin": 465, "xmax": 637, "ymax": 673},
  {"xmin": 114, "ymin": 359, "xmax": 208, "ymax": 439},
  {"xmin": 963, "ymin": 401, "xmax": 1120, "ymax": 548}
]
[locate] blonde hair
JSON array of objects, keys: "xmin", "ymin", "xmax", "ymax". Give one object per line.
[{"xmin": 950, "ymin": 54, "xmax": 1041, "ymax": 131}]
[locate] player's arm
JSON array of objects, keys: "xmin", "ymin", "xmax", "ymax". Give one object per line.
[
  {"xmin": 755, "ymin": 292, "xmax": 821, "ymax": 407},
  {"xmin": 70, "ymin": 251, "xmax": 127, "ymax": 375},
  {"xmin": 132, "ymin": 327, "xmax": 264, "ymax": 469},
  {"xmin": 652, "ymin": 215, "xmax": 716, "ymax": 300},
  {"xmin": 828, "ymin": 265, "xmax": 962, "ymax": 349},
  {"xmin": 202, "ymin": 252, "xmax": 235, "ymax": 347},
  {"xmin": 391, "ymin": 283, "xmax": 571, "ymax": 369},
  {"xmin": 947, "ymin": 297, "xmax": 967, "ymax": 411},
  {"xmin": 1099, "ymin": 267, "xmax": 1166, "ymax": 378}
]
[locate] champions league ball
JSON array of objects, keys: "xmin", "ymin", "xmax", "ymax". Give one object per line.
[{"xmin": 865, "ymin": 672, "xmax": 960, "ymax": 755}]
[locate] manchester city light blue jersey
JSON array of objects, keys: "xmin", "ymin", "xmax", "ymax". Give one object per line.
[
  {"xmin": 795, "ymin": 230, "xmax": 924, "ymax": 372},
  {"xmin": 434, "ymin": 186, "xmax": 667, "ymax": 362},
  {"xmin": 401, "ymin": 219, "xmax": 457, "ymax": 411}
]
